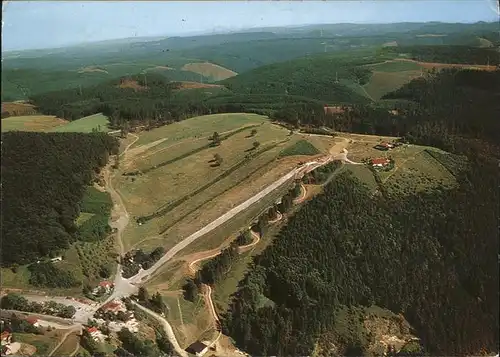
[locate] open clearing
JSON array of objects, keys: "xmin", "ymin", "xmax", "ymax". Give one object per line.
[
  {"xmin": 364, "ymin": 70, "xmax": 421, "ymax": 100},
  {"xmin": 181, "ymin": 62, "xmax": 237, "ymax": 81},
  {"xmin": 78, "ymin": 66, "xmax": 109, "ymax": 74},
  {"xmin": 175, "ymin": 81, "xmax": 225, "ymax": 90},
  {"xmin": 115, "ymin": 113, "xmax": 339, "ymax": 252},
  {"xmin": 2, "ymin": 101, "xmax": 37, "ymax": 116},
  {"xmin": 1, "ymin": 115, "xmax": 69, "ymax": 132},
  {"xmin": 48, "ymin": 113, "xmax": 110, "ymax": 133}
]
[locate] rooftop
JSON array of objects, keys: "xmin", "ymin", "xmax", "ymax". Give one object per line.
[{"xmin": 186, "ymin": 341, "xmax": 208, "ymax": 353}]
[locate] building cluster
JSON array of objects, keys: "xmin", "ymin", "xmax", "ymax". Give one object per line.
[
  {"xmin": 1, "ymin": 316, "xmax": 40, "ymax": 355},
  {"xmin": 374, "ymin": 141, "xmax": 402, "ymax": 151},
  {"xmin": 1, "ymin": 331, "xmax": 20, "ymax": 355},
  {"xmin": 88, "ymin": 299, "xmax": 139, "ymax": 341},
  {"xmin": 92, "ymin": 281, "xmax": 114, "ymax": 297}
]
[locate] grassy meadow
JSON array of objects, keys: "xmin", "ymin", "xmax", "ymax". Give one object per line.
[
  {"xmin": 1, "ymin": 115, "xmax": 68, "ymax": 132},
  {"xmin": 48, "ymin": 113, "xmax": 110, "ymax": 132},
  {"xmin": 116, "ymin": 113, "xmax": 335, "ymax": 252}
]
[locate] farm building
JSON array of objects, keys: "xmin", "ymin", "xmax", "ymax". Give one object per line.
[
  {"xmin": 87, "ymin": 326, "xmax": 105, "ymax": 342},
  {"xmin": 323, "ymin": 105, "xmax": 347, "ymax": 115},
  {"xmin": 374, "ymin": 142, "xmax": 394, "ymax": 151},
  {"xmin": 102, "ymin": 300, "xmax": 126, "ymax": 314},
  {"xmin": 185, "ymin": 341, "xmax": 209, "ymax": 357},
  {"xmin": 26, "ymin": 316, "xmax": 40, "ymax": 327},
  {"xmin": 371, "ymin": 158, "xmax": 391, "ymax": 168}
]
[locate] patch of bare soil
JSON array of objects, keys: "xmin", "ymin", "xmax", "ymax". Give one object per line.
[
  {"xmin": 19, "ymin": 343, "xmax": 37, "ymax": 356},
  {"xmin": 364, "ymin": 314, "xmax": 418, "ymax": 355},
  {"xmin": 395, "ymin": 58, "xmax": 497, "ymax": 71},
  {"xmin": 117, "ymin": 79, "xmax": 148, "ymax": 91}
]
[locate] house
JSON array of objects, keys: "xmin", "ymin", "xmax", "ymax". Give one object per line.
[
  {"xmin": 371, "ymin": 158, "xmax": 391, "ymax": 168},
  {"xmin": 1, "ymin": 331, "xmax": 12, "ymax": 346},
  {"xmin": 26, "ymin": 316, "xmax": 40, "ymax": 327},
  {"xmin": 99, "ymin": 281, "xmax": 114, "ymax": 293},
  {"xmin": 374, "ymin": 142, "xmax": 394, "ymax": 151},
  {"xmin": 102, "ymin": 300, "xmax": 126, "ymax": 314},
  {"xmin": 185, "ymin": 341, "xmax": 209, "ymax": 357},
  {"xmin": 50, "ymin": 256, "xmax": 63, "ymax": 263},
  {"xmin": 323, "ymin": 105, "xmax": 345, "ymax": 115},
  {"xmin": 87, "ymin": 326, "xmax": 105, "ymax": 342}
]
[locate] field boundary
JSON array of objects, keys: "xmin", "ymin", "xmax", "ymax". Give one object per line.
[
  {"xmin": 158, "ymin": 153, "xmax": 284, "ymax": 235},
  {"xmin": 138, "ymin": 139, "xmax": 288, "ymax": 224},
  {"xmin": 123, "ymin": 124, "xmax": 260, "ymax": 176}
]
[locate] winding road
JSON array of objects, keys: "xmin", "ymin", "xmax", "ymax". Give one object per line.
[
  {"xmin": 18, "ymin": 134, "xmax": 362, "ymax": 355},
  {"xmin": 131, "ymin": 301, "xmax": 188, "ymax": 357}
]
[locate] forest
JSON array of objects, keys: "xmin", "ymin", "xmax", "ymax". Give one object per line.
[
  {"xmin": 1, "ymin": 132, "xmax": 119, "ymax": 266},
  {"xmin": 222, "ymin": 68, "xmax": 499, "ymax": 356}
]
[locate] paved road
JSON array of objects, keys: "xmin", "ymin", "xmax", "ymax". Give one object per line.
[
  {"xmin": 127, "ymin": 161, "xmax": 321, "ymax": 285},
  {"xmin": 132, "ymin": 301, "xmax": 188, "ymax": 357}
]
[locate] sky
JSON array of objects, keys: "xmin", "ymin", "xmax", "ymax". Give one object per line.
[{"xmin": 2, "ymin": 0, "xmax": 499, "ymax": 51}]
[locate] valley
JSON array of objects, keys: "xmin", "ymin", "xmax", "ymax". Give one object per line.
[{"xmin": 1, "ymin": 10, "xmax": 498, "ymax": 357}]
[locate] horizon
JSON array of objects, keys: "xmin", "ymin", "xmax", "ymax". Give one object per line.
[{"xmin": 2, "ymin": 0, "xmax": 499, "ymax": 52}]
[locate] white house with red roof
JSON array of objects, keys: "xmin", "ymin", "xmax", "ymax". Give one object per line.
[
  {"xmin": 371, "ymin": 158, "xmax": 391, "ymax": 168},
  {"xmin": 26, "ymin": 316, "xmax": 40, "ymax": 327},
  {"xmin": 87, "ymin": 326, "xmax": 105, "ymax": 342},
  {"xmin": 93, "ymin": 281, "xmax": 114, "ymax": 296}
]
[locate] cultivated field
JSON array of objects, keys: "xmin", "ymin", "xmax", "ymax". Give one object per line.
[
  {"xmin": 48, "ymin": 113, "xmax": 110, "ymax": 133},
  {"xmin": 181, "ymin": 62, "xmax": 237, "ymax": 81},
  {"xmin": 1, "ymin": 115, "xmax": 68, "ymax": 132},
  {"xmin": 2, "ymin": 101, "xmax": 37, "ymax": 116}
]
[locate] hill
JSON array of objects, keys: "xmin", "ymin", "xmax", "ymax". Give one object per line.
[
  {"xmin": 220, "ymin": 51, "xmax": 381, "ymax": 104},
  {"xmin": 222, "ymin": 69, "xmax": 499, "ymax": 356}
]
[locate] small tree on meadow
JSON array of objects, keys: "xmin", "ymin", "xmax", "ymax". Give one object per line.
[
  {"xmin": 252, "ymin": 141, "xmax": 261, "ymax": 150},
  {"xmin": 214, "ymin": 154, "xmax": 223, "ymax": 166},
  {"xmin": 211, "ymin": 131, "xmax": 221, "ymax": 146},
  {"xmin": 250, "ymin": 129, "xmax": 258, "ymax": 137}
]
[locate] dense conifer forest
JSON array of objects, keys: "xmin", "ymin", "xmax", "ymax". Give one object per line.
[
  {"xmin": 221, "ymin": 69, "xmax": 500, "ymax": 356},
  {"xmin": 1, "ymin": 132, "xmax": 119, "ymax": 266}
]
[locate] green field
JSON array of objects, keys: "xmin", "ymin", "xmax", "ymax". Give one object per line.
[
  {"xmin": 117, "ymin": 113, "xmax": 318, "ymax": 251},
  {"xmin": 48, "ymin": 113, "xmax": 110, "ymax": 133},
  {"xmin": 363, "ymin": 70, "xmax": 421, "ymax": 100},
  {"xmin": 383, "ymin": 149, "xmax": 458, "ymax": 196},
  {"xmin": 367, "ymin": 60, "xmax": 422, "ymax": 72},
  {"xmin": 279, "ymin": 139, "xmax": 320, "ymax": 157},
  {"xmin": 1, "ymin": 115, "xmax": 68, "ymax": 132},
  {"xmin": 132, "ymin": 113, "xmax": 267, "ymax": 147}
]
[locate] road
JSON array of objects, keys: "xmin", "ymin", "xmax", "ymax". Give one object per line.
[
  {"xmin": 14, "ymin": 140, "xmax": 361, "ymax": 354},
  {"xmin": 126, "ymin": 160, "xmax": 321, "ymax": 286},
  {"xmin": 131, "ymin": 301, "xmax": 188, "ymax": 357}
]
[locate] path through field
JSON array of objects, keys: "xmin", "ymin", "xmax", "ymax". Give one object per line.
[
  {"xmin": 132, "ymin": 301, "xmax": 189, "ymax": 357},
  {"xmin": 48, "ymin": 326, "xmax": 81, "ymax": 357}
]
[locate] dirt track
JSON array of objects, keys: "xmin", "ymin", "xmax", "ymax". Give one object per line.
[{"xmin": 132, "ymin": 301, "xmax": 188, "ymax": 357}]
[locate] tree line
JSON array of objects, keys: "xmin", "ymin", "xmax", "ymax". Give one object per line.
[
  {"xmin": 221, "ymin": 69, "xmax": 499, "ymax": 356},
  {"xmin": 1, "ymin": 132, "xmax": 119, "ymax": 266}
]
